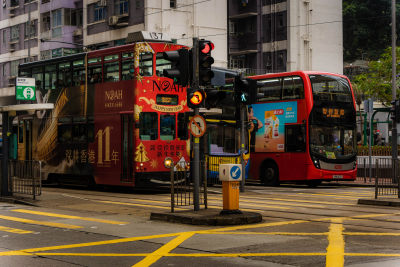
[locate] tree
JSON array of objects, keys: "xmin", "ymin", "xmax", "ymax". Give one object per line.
[{"xmin": 352, "ymin": 47, "xmax": 400, "ymax": 105}]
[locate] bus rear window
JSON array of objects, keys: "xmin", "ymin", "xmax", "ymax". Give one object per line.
[{"xmin": 139, "ymin": 112, "xmax": 158, "ymax": 140}]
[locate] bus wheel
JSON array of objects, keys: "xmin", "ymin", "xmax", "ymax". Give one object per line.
[
  {"xmin": 307, "ymin": 180, "xmax": 321, "ymax": 188},
  {"xmin": 261, "ymin": 162, "xmax": 279, "ymax": 186}
]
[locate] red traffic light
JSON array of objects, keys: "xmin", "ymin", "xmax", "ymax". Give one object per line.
[{"xmin": 200, "ymin": 42, "xmax": 214, "ymax": 54}]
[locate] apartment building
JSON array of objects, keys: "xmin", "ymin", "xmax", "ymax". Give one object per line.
[{"xmin": 228, "ymin": 0, "xmax": 343, "ymax": 75}]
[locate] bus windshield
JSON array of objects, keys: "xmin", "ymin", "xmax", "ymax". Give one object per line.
[
  {"xmin": 309, "ymin": 125, "xmax": 356, "ymax": 160},
  {"xmin": 309, "ymin": 74, "xmax": 353, "ymax": 103}
]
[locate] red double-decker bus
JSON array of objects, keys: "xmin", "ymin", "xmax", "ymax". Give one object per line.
[
  {"xmin": 17, "ymin": 32, "xmax": 190, "ymax": 187},
  {"xmin": 247, "ymin": 71, "xmax": 357, "ymax": 186}
]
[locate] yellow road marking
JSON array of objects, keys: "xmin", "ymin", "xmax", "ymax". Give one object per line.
[
  {"xmin": 285, "ymin": 194, "xmax": 360, "ymax": 200},
  {"xmin": 133, "ymin": 232, "xmax": 194, "ymax": 267},
  {"xmin": 346, "ymin": 253, "xmax": 400, "ymax": 257},
  {"xmin": 0, "ymin": 215, "xmax": 82, "ymax": 229},
  {"xmin": 296, "ymin": 193, "xmax": 359, "ymax": 199},
  {"xmin": 235, "ymin": 195, "xmax": 354, "ymax": 206},
  {"xmin": 344, "ymin": 232, "xmax": 400, "ymax": 236},
  {"xmin": 0, "ymin": 225, "xmax": 33, "ymax": 234},
  {"xmin": 326, "ymin": 218, "xmax": 344, "ymax": 267},
  {"xmin": 12, "ymin": 209, "xmax": 128, "ymax": 225},
  {"xmin": 201, "ymin": 231, "xmax": 327, "ymax": 236}
]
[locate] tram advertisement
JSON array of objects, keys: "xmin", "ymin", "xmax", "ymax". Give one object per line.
[{"xmin": 252, "ymin": 101, "xmax": 297, "ymax": 152}]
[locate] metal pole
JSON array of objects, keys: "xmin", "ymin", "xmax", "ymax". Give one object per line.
[
  {"xmin": 28, "ymin": 3, "xmax": 31, "ymax": 61},
  {"xmin": 192, "ymin": 38, "xmax": 200, "ymax": 211},
  {"xmin": 1, "ymin": 112, "xmax": 11, "ymax": 196},
  {"xmin": 240, "ymin": 102, "xmax": 246, "ymax": 192},
  {"xmin": 368, "ymin": 108, "xmax": 372, "ymax": 181},
  {"xmin": 391, "ymin": 0, "xmax": 398, "ymax": 182}
]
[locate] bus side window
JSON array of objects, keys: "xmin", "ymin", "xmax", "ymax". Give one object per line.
[
  {"xmin": 139, "ymin": 52, "xmax": 153, "ymax": 77},
  {"xmin": 285, "ymin": 124, "xmax": 306, "ymax": 152},
  {"xmin": 283, "ymin": 76, "xmax": 304, "ymax": 100},
  {"xmin": 122, "ymin": 52, "xmax": 134, "ymax": 80},
  {"xmin": 258, "ymin": 77, "xmax": 282, "ymax": 101},
  {"xmin": 139, "ymin": 112, "xmax": 158, "ymax": 140}
]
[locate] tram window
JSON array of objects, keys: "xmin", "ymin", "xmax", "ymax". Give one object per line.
[
  {"xmin": 87, "ymin": 122, "xmax": 95, "ymax": 143},
  {"xmin": 72, "ymin": 124, "xmax": 87, "ymax": 143},
  {"xmin": 32, "ymin": 67, "xmax": 44, "ymax": 89},
  {"xmin": 72, "ymin": 59, "xmax": 85, "ymax": 86},
  {"xmin": 160, "ymin": 114, "xmax": 175, "ymax": 141},
  {"xmin": 122, "ymin": 60, "xmax": 134, "ymax": 80},
  {"xmin": 88, "ymin": 65, "xmax": 102, "ymax": 84},
  {"xmin": 20, "ymin": 69, "xmax": 31, "ymax": 77},
  {"xmin": 177, "ymin": 113, "xmax": 188, "ymax": 140},
  {"xmin": 285, "ymin": 124, "xmax": 306, "ymax": 152},
  {"xmin": 155, "ymin": 53, "xmax": 171, "ymax": 77},
  {"xmin": 282, "ymin": 76, "xmax": 304, "ymax": 100},
  {"xmin": 44, "ymin": 65, "xmax": 57, "ymax": 90},
  {"xmin": 58, "ymin": 62, "xmax": 72, "ymax": 87},
  {"xmin": 18, "ymin": 121, "xmax": 23, "ymax": 143},
  {"xmin": 139, "ymin": 112, "xmax": 158, "ymax": 140},
  {"xmin": 139, "ymin": 52, "xmax": 153, "ymax": 77},
  {"xmin": 104, "ymin": 61, "xmax": 120, "ymax": 82}
]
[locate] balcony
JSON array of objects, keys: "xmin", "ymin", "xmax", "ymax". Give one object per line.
[
  {"xmin": 229, "ymin": 0, "xmax": 258, "ymax": 19},
  {"xmin": 229, "ymin": 32, "xmax": 258, "ymax": 55}
]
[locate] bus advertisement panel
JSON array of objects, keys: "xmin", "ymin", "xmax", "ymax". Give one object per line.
[{"xmin": 252, "ymin": 101, "xmax": 297, "ymax": 152}]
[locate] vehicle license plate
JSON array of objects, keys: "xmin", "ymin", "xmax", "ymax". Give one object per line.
[{"xmin": 333, "ymin": 175, "xmax": 343, "ymax": 179}]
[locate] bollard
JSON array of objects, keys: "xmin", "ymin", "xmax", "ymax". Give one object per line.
[{"xmin": 219, "ymin": 164, "xmax": 242, "ymax": 215}]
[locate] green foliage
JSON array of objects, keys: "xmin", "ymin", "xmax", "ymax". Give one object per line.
[
  {"xmin": 353, "ymin": 47, "xmax": 400, "ymax": 105},
  {"xmin": 343, "ymin": 0, "xmax": 399, "ymax": 62}
]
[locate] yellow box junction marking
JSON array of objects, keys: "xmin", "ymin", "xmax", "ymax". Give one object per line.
[
  {"xmin": 12, "ymin": 209, "xmax": 128, "ymax": 225},
  {"xmin": 1, "ymin": 212, "xmax": 400, "ymax": 267},
  {"xmin": 0, "ymin": 215, "xmax": 82, "ymax": 229}
]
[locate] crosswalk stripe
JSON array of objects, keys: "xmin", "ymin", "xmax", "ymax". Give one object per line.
[
  {"xmin": 0, "ymin": 215, "xmax": 82, "ymax": 229},
  {"xmin": 11, "ymin": 209, "xmax": 128, "ymax": 225}
]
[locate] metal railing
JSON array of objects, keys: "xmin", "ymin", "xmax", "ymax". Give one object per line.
[
  {"xmin": 8, "ymin": 160, "xmax": 42, "ymax": 200},
  {"xmin": 170, "ymin": 160, "xmax": 207, "ymax": 213},
  {"xmin": 373, "ymin": 158, "xmax": 399, "ymax": 199}
]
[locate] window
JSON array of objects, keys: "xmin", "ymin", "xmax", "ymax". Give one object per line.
[
  {"xmin": 282, "ymin": 76, "xmax": 304, "ymax": 100},
  {"xmin": 122, "ymin": 52, "xmax": 134, "ymax": 80},
  {"xmin": 32, "ymin": 66, "xmax": 43, "ymax": 89},
  {"xmin": 10, "ymin": 0, "xmax": 19, "ymax": 7},
  {"xmin": 160, "ymin": 114, "xmax": 175, "ymax": 140},
  {"xmin": 139, "ymin": 112, "xmax": 158, "ymax": 140},
  {"xmin": 88, "ymin": 57, "xmax": 102, "ymax": 84},
  {"xmin": 72, "ymin": 60, "xmax": 85, "ymax": 86},
  {"xmin": 24, "ymin": 20, "xmax": 37, "ymax": 39},
  {"xmin": 58, "ymin": 62, "xmax": 72, "ymax": 87},
  {"xmin": 94, "ymin": 4, "xmax": 106, "ymax": 21},
  {"xmin": 139, "ymin": 52, "xmax": 153, "ymax": 76},
  {"xmin": 285, "ymin": 124, "xmax": 306, "ymax": 152},
  {"xmin": 258, "ymin": 78, "xmax": 281, "ymax": 101},
  {"xmin": 2, "ymin": 30, "xmax": 6, "ymax": 45},
  {"xmin": 155, "ymin": 53, "xmax": 171, "ymax": 77},
  {"xmin": 170, "ymin": 0, "xmax": 176, "ymax": 8},
  {"xmin": 52, "ymin": 9, "xmax": 62, "ymax": 37},
  {"xmin": 177, "ymin": 113, "xmax": 188, "ymax": 140},
  {"xmin": 104, "ymin": 54, "xmax": 119, "ymax": 82},
  {"xmin": 10, "ymin": 25, "xmax": 19, "ymax": 42},
  {"xmin": 44, "ymin": 64, "xmax": 56, "ymax": 89},
  {"xmin": 42, "ymin": 0, "xmax": 50, "ymax": 3},
  {"xmin": 115, "ymin": 0, "xmax": 128, "ymax": 15},
  {"xmin": 41, "ymin": 12, "xmax": 51, "ymax": 32},
  {"xmin": 10, "ymin": 60, "xmax": 19, "ymax": 78}
]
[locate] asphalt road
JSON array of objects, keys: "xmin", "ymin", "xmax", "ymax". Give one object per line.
[{"xmin": 0, "ymin": 183, "xmax": 400, "ymax": 267}]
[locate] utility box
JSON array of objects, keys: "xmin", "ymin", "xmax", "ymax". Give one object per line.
[
  {"xmin": 219, "ymin": 164, "xmax": 242, "ymax": 213},
  {"xmin": 219, "ymin": 164, "xmax": 242, "ymax": 181}
]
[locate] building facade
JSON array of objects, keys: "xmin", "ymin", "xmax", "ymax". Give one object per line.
[
  {"xmin": 228, "ymin": 0, "xmax": 343, "ymax": 75},
  {"xmin": 0, "ymin": 0, "xmax": 227, "ymax": 106}
]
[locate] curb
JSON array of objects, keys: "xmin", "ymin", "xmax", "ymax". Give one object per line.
[
  {"xmin": 0, "ymin": 197, "xmax": 38, "ymax": 207},
  {"xmin": 150, "ymin": 210, "xmax": 262, "ymax": 226},
  {"xmin": 358, "ymin": 198, "xmax": 400, "ymax": 207}
]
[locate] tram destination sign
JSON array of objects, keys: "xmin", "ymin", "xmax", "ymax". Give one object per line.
[{"xmin": 16, "ymin": 77, "xmax": 36, "ymax": 101}]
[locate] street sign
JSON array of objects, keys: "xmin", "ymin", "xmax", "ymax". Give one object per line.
[
  {"xmin": 16, "ymin": 77, "xmax": 36, "ymax": 101},
  {"xmin": 189, "ymin": 115, "xmax": 206, "ymax": 137}
]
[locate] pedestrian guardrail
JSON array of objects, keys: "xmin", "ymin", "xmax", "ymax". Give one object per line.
[
  {"xmin": 8, "ymin": 160, "xmax": 42, "ymax": 200},
  {"xmin": 370, "ymin": 158, "xmax": 400, "ymax": 199},
  {"xmin": 170, "ymin": 160, "xmax": 207, "ymax": 212}
]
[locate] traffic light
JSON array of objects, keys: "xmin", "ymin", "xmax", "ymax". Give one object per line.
[
  {"xmin": 163, "ymin": 48, "xmax": 191, "ymax": 86},
  {"xmin": 187, "ymin": 88, "xmax": 205, "ymax": 108},
  {"xmin": 198, "ymin": 40, "xmax": 214, "ymax": 86},
  {"xmin": 234, "ymin": 77, "xmax": 261, "ymax": 105}
]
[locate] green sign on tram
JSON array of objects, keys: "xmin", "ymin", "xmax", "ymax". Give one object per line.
[{"xmin": 16, "ymin": 77, "xmax": 36, "ymax": 101}]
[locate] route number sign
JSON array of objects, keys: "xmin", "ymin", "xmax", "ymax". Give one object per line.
[
  {"xmin": 189, "ymin": 115, "xmax": 206, "ymax": 137},
  {"xmin": 16, "ymin": 77, "xmax": 36, "ymax": 101}
]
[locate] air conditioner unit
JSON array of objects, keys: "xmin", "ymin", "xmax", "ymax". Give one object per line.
[
  {"xmin": 73, "ymin": 28, "xmax": 83, "ymax": 36},
  {"xmin": 108, "ymin": 16, "xmax": 119, "ymax": 26},
  {"xmin": 97, "ymin": 0, "xmax": 107, "ymax": 7}
]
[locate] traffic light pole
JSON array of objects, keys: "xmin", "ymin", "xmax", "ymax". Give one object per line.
[
  {"xmin": 192, "ymin": 38, "xmax": 200, "ymax": 211},
  {"xmin": 391, "ymin": 0, "xmax": 398, "ymax": 186},
  {"xmin": 240, "ymin": 103, "xmax": 246, "ymax": 192}
]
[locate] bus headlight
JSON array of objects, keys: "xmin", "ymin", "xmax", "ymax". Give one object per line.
[
  {"xmin": 164, "ymin": 157, "xmax": 174, "ymax": 169},
  {"xmin": 312, "ymin": 157, "xmax": 320, "ymax": 169}
]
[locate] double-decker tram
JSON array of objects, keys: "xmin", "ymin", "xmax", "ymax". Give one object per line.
[
  {"xmin": 17, "ymin": 32, "xmax": 190, "ymax": 187},
  {"xmin": 247, "ymin": 71, "xmax": 357, "ymax": 186}
]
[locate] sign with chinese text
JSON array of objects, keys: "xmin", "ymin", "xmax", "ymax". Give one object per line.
[{"xmin": 16, "ymin": 77, "xmax": 36, "ymax": 100}]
